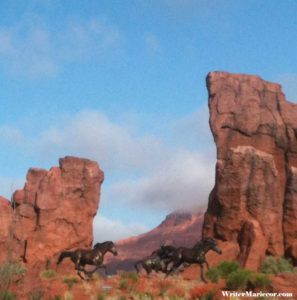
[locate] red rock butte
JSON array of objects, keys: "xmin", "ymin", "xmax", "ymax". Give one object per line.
[
  {"xmin": 203, "ymin": 71, "xmax": 297, "ymax": 269},
  {"xmin": 0, "ymin": 156, "xmax": 104, "ymax": 274}
]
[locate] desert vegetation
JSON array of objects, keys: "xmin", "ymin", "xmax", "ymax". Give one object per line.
[
  {"xmin": 1, "ymin": 256, "xmax": 296, "ymax": 299},
  {"xmin": 0, "ymin": 261, "xmax": 27, "ymax": 300}
]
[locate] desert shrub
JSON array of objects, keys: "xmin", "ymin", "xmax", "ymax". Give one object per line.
[
  {"xmin": 260, "ymin": 256, "xmax": 294, "ymax": 274},
  {"xmin": 226, "ymin": 269, "xmax": 252, "ymax": 290},
  {"xmin": 63, "ymin": 276, "xmax": 78, "ymax": 290},
  {"xmin": 28, "ymin": 288, "xmax": 44, "ymax": 300},
  {"xmin": 64, "ymin": 291, "xmax": 73, "ymax": 300},
  {"xmin": 40, "ymin": 269, "xmax": 57, "ymax": 280},
  {"xmin": 118, "ymin": 296, "xmax": 126, "ymax": 300},
  {"xmin": 216, "ymin": 261, "xmax": 240, "ymax": 279},
  {"xmin": 260, "ymin": 256, "xmax": 279, "ymax": 274},
  {"xmin": 277, "ymin": 257, "xmax": 294, "ymax": 272},
  {"xmin": 118, "ymin": 279, "xmax": 128, "ymax": 290},
  {"xmin": 203, "ymin": 292, "xmax": 214, "ymax": 300},
  {"xmin": 120, "ymin": 271, "xmax": 139, "ymax": 283},
  {"xmin": 51, "ymin": 296, "xmax": 62, "ymax": 300},
  {"xmin": 0, "ymin": 261, "xmax": 27, "ymax": 287},
  {"xmin": 136, "ymin": 293, "xmax": 153, "ymax": 300},
  {"xmin": 1, "ymin": 290, "xmax": 16, "ymax": 300},
  {"xmin": 249, "ymin": 272, "xmax": 271, "ymax": 289},
  {"xmin": 97, "ymin": 295, "xmax": 105, "ymax": 300},
  {"xmin": 206, "ymin": 267, "xmax": 221, "ymax": 283},
  {"xmin": 157, "ymin": 279, "xmax": 173, "ymax": 297}
]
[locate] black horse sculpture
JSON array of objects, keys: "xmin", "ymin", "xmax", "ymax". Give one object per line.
[
  {"xmin": 57, "ymin": 241, "xmax": 118, "ymax": 279},
  {"xmin": 134, "ymin": 245, "xmax": 177, "ymax": 275},
  {"xmin": 167, "ymin": 238, "xmax": 222, "ymax": 282}
]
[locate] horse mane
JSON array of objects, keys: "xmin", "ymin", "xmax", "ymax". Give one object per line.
[{"xmin": 93, "ymin": 241, "xmax": 114, "ymax": 249}]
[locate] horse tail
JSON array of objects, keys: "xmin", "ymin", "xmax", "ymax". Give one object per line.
[{"xmin": 57, "ymin": 251, "xmax": 73, "ymax": 265}]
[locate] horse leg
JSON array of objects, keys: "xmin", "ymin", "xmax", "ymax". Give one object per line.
[
  {"xmin": 205, "ymin": 260, "xmax": 210, "ymax": 270},
  {"xmin": 75, "ymin": 264, "xmax": 87, "ymax": 280},
  {"xmin": 166, "ymin": 261, "xmax": 182, "ymax": 277},
  {"xmin": 144, "ymin": 266, "xmax": 151, "ymax": 278},
  {"xmin": 74, "ymin": 252, "xmax": 82, "ymax": 272},
  {"xmin": 199, "ymin": 264, "xmax": 207, "ymax": 283},
  {"xmin": 88, "ymin": 264, "xmax": 106, "ymax": 276},
  {"xmin": 75, "ymin": 259, "xmax": 88, "ymax": 281},
  {"xmin": 134, "ymin": 261, "xmax": 141, "ymax": 273},
  {"xmin": 77, "ymin": 270, "xmax": 86, "ymax": 280}
]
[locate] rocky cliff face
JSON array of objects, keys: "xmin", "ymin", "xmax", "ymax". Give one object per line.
[
  {"xmin": 0, "ymin": 156, "xmax": 104, "ymax": 272},
  {"xmin": 202, "ymin": 72, "xmax": 297, "ymax": 269},
  {"xmin": 107, "ymin": 211, "xmax": 204, "ymax": 272}
]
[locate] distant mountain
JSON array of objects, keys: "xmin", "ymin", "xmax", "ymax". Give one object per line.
[{"xmin": 106, "ymin": 210, "xmax": 204, "ymax": 273}]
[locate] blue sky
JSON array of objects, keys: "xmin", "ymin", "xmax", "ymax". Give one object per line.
[{"xmin": 1, "ymin": 0, "xmax": 297, "ymax": 241}]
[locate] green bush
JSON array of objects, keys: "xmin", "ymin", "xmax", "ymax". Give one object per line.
[
  {"xmin": 136, "ymin": 293, "xmax": 154, "ymax": 300},
  {"xmin": 0, "ymin": 261, "xmax": 27, "ymax": 287},
  {"xmin": 217, "ymin": 261, "xmax": 240, "ymax": 279},
  {"xmin": 40, "ymin": 269, "xmax": 57, "ymax": 280},
  {"xmin": 120, "ymin": 271, "xmax": 139, "ymax": 283},
  {"xmin": 63, "ymin": 277, "xmax": 78, "ymax": 290},
  {"xmin": 201, "ymin": 291, "xmax": 214, "ymax": 300},
  {"xmin": 260, "ymin": 256, "xmax": 279, "ymax": 274},
  {"xmin": 206, "ymin": 267, "xmax": 221, "ymax": 283},
  {"xmin": 277, "ymin": 257, "xmax": 294, "ymax": 273},
  {"xmin": 1, "ymin": 290, "xmax": 17, "ymax": 300},
  {"xmin": 28, "ymin": 288, "xmax": 44, "ymax": 300},
  {"xmin": 250, "ymin": 272, "xmax": 271, "ymax": 289},
  {"xmin": 226, "ymin": 269, "xmax": 252, "ymax": 290},
  {"xmin": 118, "ymin": 279, "xmax": 128, "ymax": 290},
  {"xmin": 260, "ymin": 256, "xmax": 294, "ymax": 274}
]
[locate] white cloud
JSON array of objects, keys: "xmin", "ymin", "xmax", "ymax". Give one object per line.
[
  {"xmin": 34, "ymin": 109, "xmax": 215, "ymax": 211},
  {"xmin": 0, "ymin": 16, "xmax": 122, "ymax": 78},
  {"xmin": 93, "ymin": 215, "xmax": 148, "ymax": 242},
  {"xmin": 36, "ymin": 110, "xmax": 166, "ymax": 173},
  {"xmin": 1, "ymin": 107, "xmax": 215, "ymax": 213},
  {"xmin": 107, "ymin": 150, "xmax": 215, "ymax": 211}
]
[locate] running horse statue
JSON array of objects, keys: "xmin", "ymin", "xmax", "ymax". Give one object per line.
[
  {"xmin": 167, "ymin": 238, "xmax": 222, "ymax": 282},
  {"xmin": 134, "ymin": 245, "xmax": 177, "ymax": 275},
  {"xmin": 57, "ymin": 241, "xmax": 118, "ymax": 279}
]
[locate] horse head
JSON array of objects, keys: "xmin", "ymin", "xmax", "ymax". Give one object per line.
[
  {"xmin": 93, "ymin": 241, "xmax": 118, "ymax": 256},
  {"xmin": 106, "ymin": 241, "xmax": 118, "ymax": 256},
  {"xmin": 202, "ymin": 237, "xmax": 222, "ymax": 255}
]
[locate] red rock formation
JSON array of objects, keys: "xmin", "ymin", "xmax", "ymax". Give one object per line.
[
  {"xmin": 107, "ymin": 211, "xmax": 204, "ymax": 272},
  {"xmin": 0, "ymin": 196, "xmax": 13, "ymax": 263},
  {"xmin": 0, "ymin": 156, "xmax": 104, "ymax": 273},
  {"xmin": 202, "ymin": 72, "xmax": 297, "ymax": 269}
]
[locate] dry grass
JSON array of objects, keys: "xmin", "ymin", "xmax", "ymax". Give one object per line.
[{"xmin": 5, "ymin": 268, "xmax": 221, "ymax": 299}]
